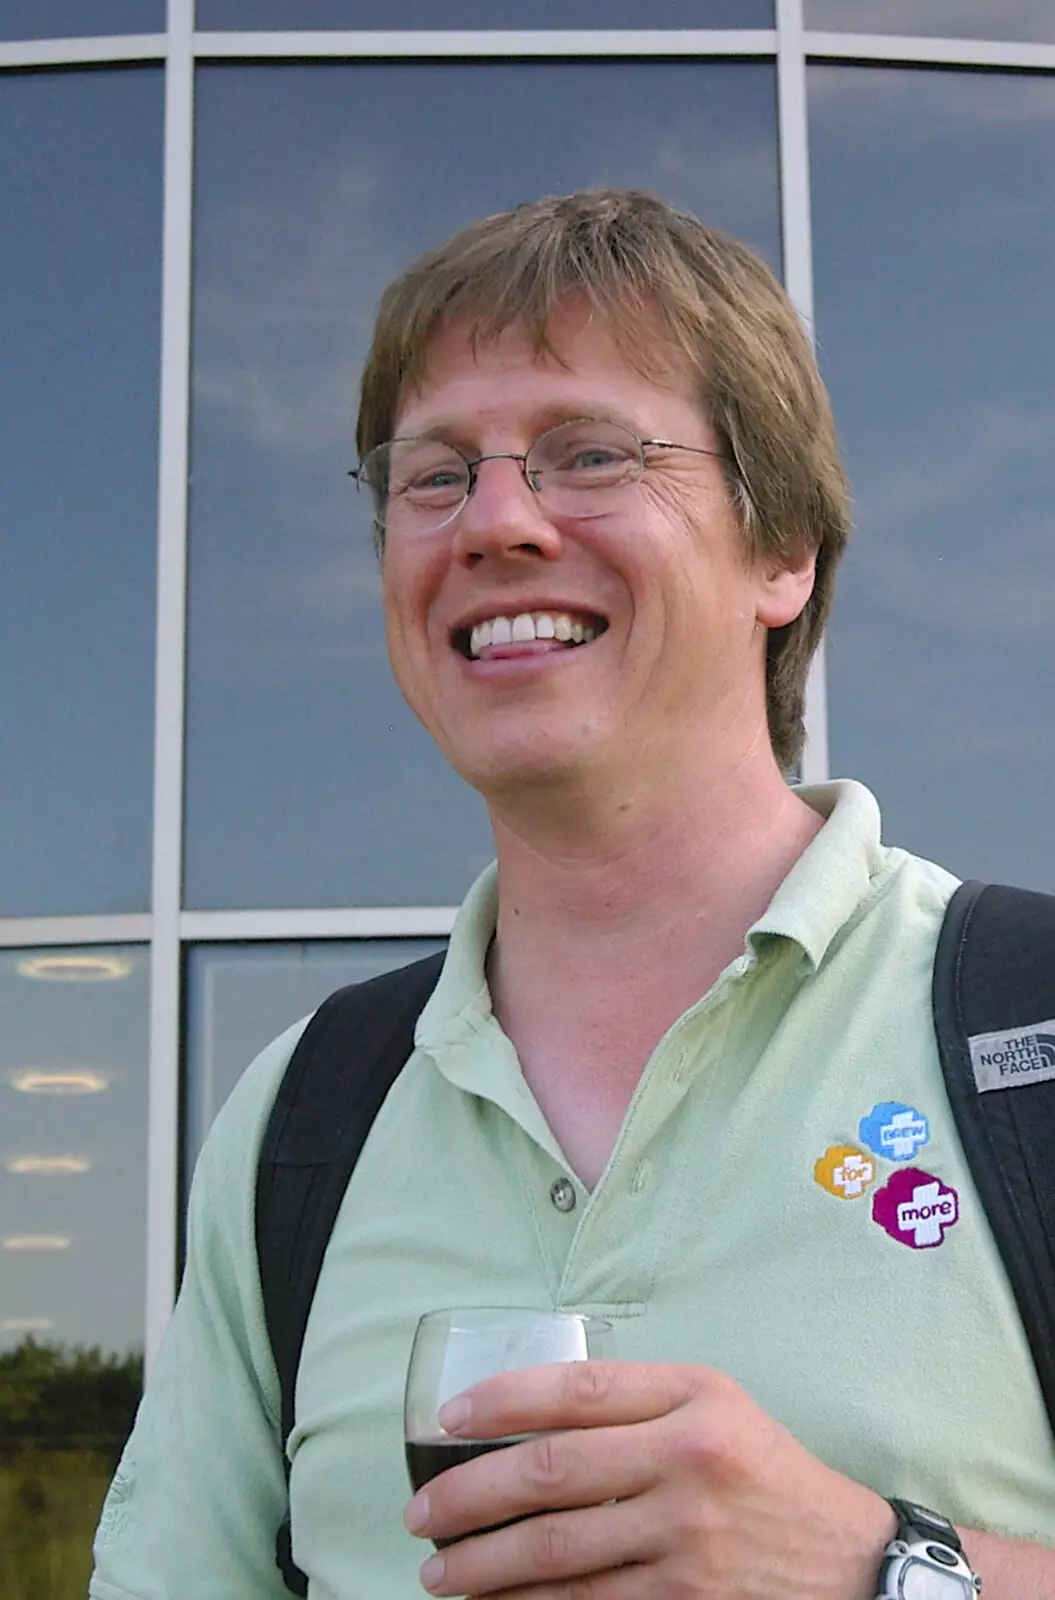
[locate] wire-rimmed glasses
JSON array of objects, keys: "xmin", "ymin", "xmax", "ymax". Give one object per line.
[{"xmin": 352, "ymin": 417, "xmax": 729, "ymax": 539}]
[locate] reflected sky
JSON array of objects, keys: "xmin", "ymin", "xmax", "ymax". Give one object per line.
[
  {"xmin": 805, "ymin": 0, "xmax": 1054, "ymax": 41},
  {"xmin": 184, "ymin": 59, "xmax": 781, "ymax": 910},
  {"xmin": 184, "ymin": 939, "xmax": 445, "ymax": 1170},
  {"xmin": 811, "ymin": 66, "xmax": 1055, "ymax": 890},
  {"xmin": 0, "ymin": 948, "xmax": 149, "ymax": 1356},
  {"xmin": 0, "ymin": 1, "xmax": 163, "ymax": 38},
  {"xmin": 196, "ymin": 0, "xmax": 771, "ymax": 29},
  {"xmin": 0, "ymin": 69, "xmax": 162, "ymax": 917}
]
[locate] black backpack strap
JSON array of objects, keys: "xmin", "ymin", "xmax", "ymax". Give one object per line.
[
  {"xmin": 932, "ymin": 880, "xmax": 1055, "ymax": 1433},
  {"xmin": 255, "ymin": 949, "xmax": 445, "ymax": 1596}
]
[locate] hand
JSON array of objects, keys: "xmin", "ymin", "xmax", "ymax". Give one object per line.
[{"xmin": 404, "ymin": 1360, "xmax": 895, "ymax": 1598}]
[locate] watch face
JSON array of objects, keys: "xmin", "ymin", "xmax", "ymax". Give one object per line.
[{"xmin": 900, "ymin": 1556, "xmax": 972, "ymax": 1600}]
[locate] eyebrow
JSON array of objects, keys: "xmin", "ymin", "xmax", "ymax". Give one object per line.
[{"xmin": 392, "ymin": 401, "xmax": 646, "ymax": 446}]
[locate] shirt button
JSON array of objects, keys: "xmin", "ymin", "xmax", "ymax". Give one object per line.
[{"xmin": 549, "ymin": 1177, "xmax": 577, "ymax": 1213}]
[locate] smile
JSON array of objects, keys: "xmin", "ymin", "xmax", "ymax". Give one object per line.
[{"xmin": 453, "ymin": 611, "xmax": 608, "ymax": 661}]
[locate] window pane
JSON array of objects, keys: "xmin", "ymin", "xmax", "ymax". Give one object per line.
[
  {"xmin": 184, "ymin": 940, "xmax": 446, "ymax": 1166},
  {"xmin": 185, "ymin": 60, "xmax": 780, "ymax": 909},
  {"xmin": 805, "ymin": 0, "xmax": 1054, "ymax": 43},
  {"xmin": 0, "ymin": 70, "xmax": 162, "ymax": 916},
  {"xmin": 197, "ymin": 0, "xmax": 771, "ymax": 29},
  {"xmin": 811, "ymin": 66, "xmax": 1055, "ymax": 889},
  {"xmin": 0, "ymin": 1, "xmax": 164, "ymax": 40},
  {"xmin": 0, "ymin": 946, "xmax": 148, "ymax": 1597}
]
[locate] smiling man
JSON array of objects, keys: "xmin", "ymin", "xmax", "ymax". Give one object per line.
[{"xmin": 92, "ymin": 190, "xmax": 1055, "ymax": 1600}]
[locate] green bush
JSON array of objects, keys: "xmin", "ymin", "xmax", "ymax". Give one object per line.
[{"xmin": 0, "ymin": 1340, "xmax": 143, "ymax": 1600}]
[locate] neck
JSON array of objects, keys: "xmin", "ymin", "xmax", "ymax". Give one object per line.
[{"xmin": 486, "ymin": 741, "xmax": 823, "ymax": 967}]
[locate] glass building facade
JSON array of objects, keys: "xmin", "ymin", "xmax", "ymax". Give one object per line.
[{"xmin": 3, "ymin": 2, "xmax": 1054, "ymax": 1586}]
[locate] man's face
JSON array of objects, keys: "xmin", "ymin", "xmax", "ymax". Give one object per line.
[{"xmin": 379, "ymin": 301, "xmax": 813, "ymax": 805}]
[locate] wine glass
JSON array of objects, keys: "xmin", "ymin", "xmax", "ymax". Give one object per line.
[{"xmin": 404, "ymin": 1306, "xmax": 615, "ymax": 1547}]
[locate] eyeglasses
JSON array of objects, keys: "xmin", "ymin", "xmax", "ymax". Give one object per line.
[{"xmin": 350, "ymin": 418, "xmax": 730, "ymax": 538}]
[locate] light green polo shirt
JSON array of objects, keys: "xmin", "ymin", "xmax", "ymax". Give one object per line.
[{"xmin": 91, "ymin": 781, "xmax": 1055, "ymax": 1600}]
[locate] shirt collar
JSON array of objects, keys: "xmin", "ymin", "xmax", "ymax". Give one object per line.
[
  {"xmin": 416, "ymin": 778, "xmax": 889, "ymax": 1047},
  {"xmin": 746, "ymin": 779, "xmax": 889, "ymax": 972}
]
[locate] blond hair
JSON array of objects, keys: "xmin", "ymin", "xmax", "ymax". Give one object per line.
[{"xmin": 357, "ymin": 188, "xmax": 851, "ymax": 772}]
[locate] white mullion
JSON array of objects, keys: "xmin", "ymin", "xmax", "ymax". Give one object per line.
[
  {"xmin": 0, "ymin": 35, "xmax": 166, "ymax": 69},
  {"xmin": 0, "ymin": 915, "xmax": 152, "ymax": 949},
  {"xmin": 181, "ymin": 908, "xmax": 457, "ymax": 942},
  {"xmin": 145, "ymin": 0, "xmax": 195, "ymax": 1376},
  {"xmin": 805, "ymin": 31, "xmax": 1055, "ymax": 71},
  {"xmin": 191, "ymin": 28, "xmax": 777, "ymax": 59},
  {"xmin": 777, "ymin": 0, "xmax": 829, "ymax": 786}
]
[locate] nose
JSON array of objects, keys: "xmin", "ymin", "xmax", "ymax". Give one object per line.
[{"xmin": 450, "ymin": 455, "xmax": 563, "ymax": 566}]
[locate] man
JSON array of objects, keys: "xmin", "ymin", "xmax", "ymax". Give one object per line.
[{"xmin": 91, "ymin": 188, "xmax": 1055, "ymax": 1598}]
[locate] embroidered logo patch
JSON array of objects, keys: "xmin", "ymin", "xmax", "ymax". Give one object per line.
[
  {"xmin": 872, "ymin": 1168, "xmax": 959, "ymax": 1249},
  {"xmin": 968, "ymin": 1021, "xmax": 1055, "ymax": 1093},
  {"xmin": 858, "ymin": 1101, "xmax": 930, "ymax": 1161},
  {"xmin": 814, "ymin": 1145, "xmax": 876, "ymax": 1199},
  {"xmin": 96, "ymin": 1462, "xmax": 136, "ymax": 1546}
]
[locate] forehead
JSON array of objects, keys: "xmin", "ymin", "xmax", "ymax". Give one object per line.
[{"xmin": 393, "ymin": 300, "xmax": 698, "ymax": 438}]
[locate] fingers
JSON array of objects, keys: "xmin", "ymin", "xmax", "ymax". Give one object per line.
[
  {"xmin": 438, "ymin": 1359, "xmax": 704, "ymax": 1440},
  {"xmin": 417, "ymin": 1498, "xmax": 661, "ymax": 1598},
  {"xmin": 406, "ymin": 1425, "xmax": 657, "ymax": 1546}
]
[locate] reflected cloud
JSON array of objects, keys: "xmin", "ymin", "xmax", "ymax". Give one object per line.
[
  {"xmin": 809, "ymin": 0, "xmax": 1054, "ymax": 41},
  {"xmin": 194, "ymin": 153, "xmax": 402, "ymax": 460},
  {"xmin": 809, "ymin": 61, "xmax": 1055, "ymax": 135}
]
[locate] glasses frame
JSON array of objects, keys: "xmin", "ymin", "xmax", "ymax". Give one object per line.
[{"xmin": 349, "ymin": 418, "xmax": 733, "ymax": 538}]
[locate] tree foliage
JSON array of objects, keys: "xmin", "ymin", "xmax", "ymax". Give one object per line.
[{"xmin": 0, "ymin": 1338, "xmax": 143, "ymax": 1464}]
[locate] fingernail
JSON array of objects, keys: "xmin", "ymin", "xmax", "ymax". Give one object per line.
[
  {"xmin": 438, "ymin": 1394, "xmax": 471, "ymax": 1431},
  {"xmin": 404, "ymin": 1490, "xmax": 429, "ymax": 1535},
  {"xmin": 420, "ymin": 1553, "xmax": 445, "ymax": 1592}
]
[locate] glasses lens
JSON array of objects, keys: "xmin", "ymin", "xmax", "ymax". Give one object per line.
[
  {"xmin": 364, "ymin": 439, "xmax": 470, "ymax": 534},
  {"xmin": 528, "ymin": 420, "xmax": 641, "ymax": 515}
]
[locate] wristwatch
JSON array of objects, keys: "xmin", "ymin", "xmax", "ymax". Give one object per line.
[{"xmin": 874, "ymin": 1498, "xmax": 982, "ymax": 1599}]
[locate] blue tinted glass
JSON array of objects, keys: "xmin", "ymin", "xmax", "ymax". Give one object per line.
[
  {"xmin": 806, "ymin": 1, "xmax": 1053, "ymax": 41},
  {"xmin": 0, "ymin": 70, "xmax": 162, "ymax": 916},
  {"xmin": 185, "ymin": 60, "xmax": 780, "ymax": 910},
  {"xmin": 0, "ymin": 947, "xmax": 149, "ymax": 1354},
  {"xmin": 184, "ymin": 940, "xmax": 446, "ymax": 1167},
  {"xmin": 0, "ymin": 945, "xmax": 148, "ymax": 1589},
  {"xmin": 0, "ymin": 1, "xmax": 163, "ymax": 39},
  {"xmin": 812, "ymin": 66, "xmax": 1055, "ymax": 889},
  {"xmin": 197, "ymin": 0, "xmax": 771, "ymax": 28}
]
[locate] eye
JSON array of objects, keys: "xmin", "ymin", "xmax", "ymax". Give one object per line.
[
  {"xmin": 537, "ymin": 422, "xmax": 639, "ymax": 480},
  {"xmin": 389, "ymin": 444, "xmax": 468, "ymax": 504}
]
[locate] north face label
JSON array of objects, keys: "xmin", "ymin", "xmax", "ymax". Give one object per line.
[
  {"xmin": 872, "ymin": 1168, "xmax": 960, "ymax": 1250},
  {"xmin": 968, "ymin": 1021, "xmax": 1055, "ymax": 1093},
  {"xmin": 858, "ymin": 1101, "xmax": 930, "ymax": 1161}
]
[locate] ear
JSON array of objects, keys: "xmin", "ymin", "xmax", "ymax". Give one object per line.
[{"xmin": 755, "ymin": 546, "xmax": 817, "ymax": 631}]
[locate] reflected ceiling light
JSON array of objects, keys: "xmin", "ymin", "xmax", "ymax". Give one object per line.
[
  {"xmin": 17, "ymin": 954, "xmax": 132, "ymax": 982},
  {"xmin": 2, "ymin": 1235, "xmax": 71, "ymax": 1251},
  {"xmin": 6, "ymin": 1155, "xmax": 91, "ymax": 1175},
  {"xmin": 1, "ymin": 1317, "xmax": 55, "ymax": 1333},
  {"xmin": 10, "ymin": 1069, "xmax": 108, "ymax": 1094}
]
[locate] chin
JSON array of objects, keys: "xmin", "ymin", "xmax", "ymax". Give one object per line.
[{"xmin": 453, "ymin": 739, "xmax": 595, "ymax": 801}]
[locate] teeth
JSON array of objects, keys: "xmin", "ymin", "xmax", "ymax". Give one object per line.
[{"xmin": 466, "ymin": 611, "xmax": 601, "ymax": 657}]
